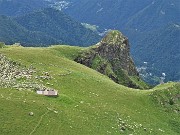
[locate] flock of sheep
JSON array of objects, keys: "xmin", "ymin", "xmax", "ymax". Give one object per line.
[{"xmin": 0, "ymin": 54, "xmax": 54, "ymax": 92}]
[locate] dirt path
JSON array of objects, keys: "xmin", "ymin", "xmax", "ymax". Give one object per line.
[{"xmin": 29, "ymin": 110, "xmax": 49, "ymax": 135}]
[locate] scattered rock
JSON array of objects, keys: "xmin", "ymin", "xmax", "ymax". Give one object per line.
[
  {"xmin": 121, "ymin": 126, "xmax": 126, "ymax": 131},
  {"xmin": 54, "ymin": 111, "xmax": 58, "ymax": 114},
  {"xmin": 80, "ymin": 101, "xmax": 84, "ymax": 104},
  {"xmin": 29, "ymin": 112, "xmax": 34, "ymax": 116}
]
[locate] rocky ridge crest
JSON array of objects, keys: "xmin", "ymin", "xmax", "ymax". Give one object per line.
[{"xmin": 75, "ymin": 30, "xmax": 148, "ymax": 89}]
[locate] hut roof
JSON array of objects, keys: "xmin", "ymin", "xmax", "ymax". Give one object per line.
[{"xmin": 37, "ymin": 90, "xmax": 58, "ymax": 96}]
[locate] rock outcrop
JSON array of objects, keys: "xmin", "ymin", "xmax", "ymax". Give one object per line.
[{"xmin": 75, "ymin": 30, "xmax": 148, "ymax": 89}]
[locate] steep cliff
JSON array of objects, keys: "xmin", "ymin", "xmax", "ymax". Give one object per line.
[{"xmin": 75, "ymin": 30, "xmax": 149, "ymax": 89}]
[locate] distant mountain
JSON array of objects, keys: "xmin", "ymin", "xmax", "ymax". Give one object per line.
[
  {"xmin": 64, "ymin": 0, "xmax": 180, "ymax": 31},
  {"xmin": 125, "ymin": 0, "xmax": 180, "ymax": 32},
  {"xmin": 0, "ymin": 8, "xmax": 101, "ymax": 46},
  {"xmin": 0, "ymin": 15, "xmax": 59, "ymax": 46},
  {"xmin": 61, "ymin": 0, "xmax": 180, "ymax": 83},
  {"xmin": 63, "ymin": 0, "xmax": 153, "ymax": 29},
  {"xmin": 131, "ymin": 23, "xmax": 180, "ymax": 83},
  {"xmin": 0, "ymin": 0, "xmax": 73, "ymax": 17},
  {"xmin": 0, "ymin": 0, "xmax": 49, "ymax": 16},
  {"xmin": 14, "ymin": 8, "xmax": 101, "ymax": 46}
]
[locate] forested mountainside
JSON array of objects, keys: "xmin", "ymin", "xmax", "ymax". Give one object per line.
[
  {"xmin": 0, "ymin": 8, "xmax": 101, "ymax": 46},
  {"xmin": 0, "ymin": 15, "xmax": 59, "ymax": 46},
  {"xmin": 0, "ymin": 0, "xmax": 49, "ymax": 16},
  {"xmin": 63, "ymin": 0, "xmax": 180, "ymax": 31},
  {"xmin": 14, "ymin": 8, "xmax": 101, "ymax": 46},
  {"xmin": 131, "ymin": 23, "xmax": 180, "ymax": 83},
  {"xmin": 61, "ymin": 0, "xmax": 180, "ymax": 84}
]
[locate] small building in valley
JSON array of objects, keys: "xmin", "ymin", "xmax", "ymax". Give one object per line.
[{"xmin": 37, "ymin": 90, "xmax": 58, "ymax": 97}]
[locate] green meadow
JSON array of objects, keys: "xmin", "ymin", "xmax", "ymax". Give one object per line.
[{"xmin": 0, "ymin": 45, "xmax": 179, "ymax": 135}]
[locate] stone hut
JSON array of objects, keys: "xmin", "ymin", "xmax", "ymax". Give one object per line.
[{"xmin": 37, "ymin": 90, "xmax": 58, "ymax": 97}]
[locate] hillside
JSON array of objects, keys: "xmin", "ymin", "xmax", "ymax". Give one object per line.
[
  {"xmin": 125, "ymin": 0, "xmax": 180, "ymax": 32},
  {"xmin": 0, "ymin": 15, "xmax": 59, "ymax": 46},
  {"xmin": 61, "ymin": 0, "xmax": 180, "ymax": 83},
  {"xmin": 64, "ymin": 0, "xmax": 153, "ymax": 29},
  {"xmin": 131, "ymin": 23, "xmax": 180, "ymax": 84},
  {"xmin": 63, "ymin": 0, "xmax": 180, "ymax": 31},
  {"xmin": 14, "ymin": 8, "xmax": 101, "ymax": 46},
  {"xmin": 0, "ymin": 0, "xmax": 50, "ymax": 16},
  {"xmin": 75, "ymin": 30, "xmax": 149, "ymax": 89},
  {"xmin": 0, "ymin": 0, "xmax": 71, "ymax": 17},
  {"xmin": 0, "ymin": 45, "xmax": 180, "ymax": 135},
  {"xmin": 0, "ymin": 8, "xmax": 101, "ymax": 46}
]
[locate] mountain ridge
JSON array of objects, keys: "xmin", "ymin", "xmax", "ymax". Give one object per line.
[
  {"xmin": 0, "ymin": 8, "xmax": 101, "ymax": 46},
  {"xmin": 75, "ymin": 30, "xmax": 149, "ymax": 89},
  {"xmin": 0, "ymin": 15, "xmax": 59, "ymax": 46},
  {"xmin": 61, "ymin": 0, "xmax": 180, "ymax": 83}
]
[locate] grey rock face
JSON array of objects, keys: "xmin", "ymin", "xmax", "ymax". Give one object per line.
[
  {"xmin": 93, "ymin": 30, "xmax": 138, "ymax": 76},
  {"xmin": 75, "ymin": 30, "xmax": 143, "ymax": 88}
]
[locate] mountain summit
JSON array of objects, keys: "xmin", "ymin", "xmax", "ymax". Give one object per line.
[
  {"xmin": 101, "ymin": 30, "xmax": 128, "ymax": 45},
  {"xmin": 75, "ymin": 30, "xmax": 148, "ymax": 89},
  {"xmin": 95, "ymin": 30, "xmax": 138, "ymax": 76}
]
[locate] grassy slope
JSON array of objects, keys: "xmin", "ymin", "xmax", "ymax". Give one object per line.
[{"xmin": 0, "ymin": 45, "xmax": 179, "ymax": 135}]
